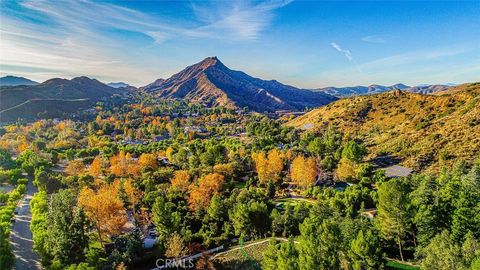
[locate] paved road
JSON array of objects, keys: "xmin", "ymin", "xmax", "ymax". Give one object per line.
[{"xmin": 10, "ymin": 177, "xmax": 42, "ymax": 270}]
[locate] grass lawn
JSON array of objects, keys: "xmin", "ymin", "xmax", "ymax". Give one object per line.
[
  {"xmin": 212, "ymin": 240, "xmax": 269, "ymax": 270},
  {"xmin": 274, "ymin": 198, "xmax": 301, "ymax": 208},
  {"xmin": 386, "ymin": 260, "xmax": 421, "ymax": 270}
]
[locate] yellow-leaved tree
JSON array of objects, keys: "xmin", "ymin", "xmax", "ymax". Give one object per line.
[
  {"xmin": 139, "ymin": 153, "xmax": 158, "ymax": 171},
  {"xmin": 66, "ymin": 159, "xmax": 86, "ymax": 176},
  {"xmin": 291, "ymin": 155, "xmax": 318, "ymax": 188},
  {"xmin": 252, "ymin": 149, "xmax": 284, "ymax": 185}
]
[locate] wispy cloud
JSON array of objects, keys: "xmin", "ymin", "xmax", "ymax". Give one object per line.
[
  {"xmin": 0, "ymin": 0, "xmax": 290, "ymax": 84},
  {"xmin": 330, "ymin": 42, "xmax": 353, "ymax": 61},
  {"xmin": 360, "ymin": 44, "xmax": 473, "ymax": 68},
  {"xmin": 190, "ymin": 0, "xmax": 292, "ymax": 41},
  {"xmin": 362, "ymin": 34, "xmax": 395, "ymax": 43},
  {"xmin": 320, "ymin": 44, "xmax": 477, "ymax": 87}
]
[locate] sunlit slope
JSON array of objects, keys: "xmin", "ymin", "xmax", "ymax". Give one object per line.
[{"xmin": 287, "ymin": 83, "xmax": 480, "ymax": 171}]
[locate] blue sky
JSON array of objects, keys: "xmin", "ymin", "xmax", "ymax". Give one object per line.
[{"xmin": 0, "ymin": 0, "xmax": 479, "ymax": 87}]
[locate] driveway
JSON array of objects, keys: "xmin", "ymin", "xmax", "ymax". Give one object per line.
[{"xmin": 10, "ymin": 177, "xmax": 42, "ymax": 270}]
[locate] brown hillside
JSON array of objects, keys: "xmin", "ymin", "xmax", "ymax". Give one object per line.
[
  {"xmin": 141, "ymin": 57, "xmax": 337, "ymax": 112},
  {"xmin": 287, "ymin": 83, "xmax": 480, "ymax": 172}
]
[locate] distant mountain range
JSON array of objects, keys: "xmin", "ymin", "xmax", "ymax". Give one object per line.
[
  {"xmin": 0, "ymin": 75, "xmax": 38, "ymax": 86},
  {"xmin": 141, "ymin": 57, "xmax": 337, "ymax": 112},
  {"xmin": 315, "ymin": 83, "xmax": 451, "ymax": 97},
  {"xmin": 107, "ymin": 82, "xmax": 135, "ymax": 89},
  {"xmin": 0, "ymin": 77, "xmax": 121, "ymax": 122},
  {"xmin": 0, "ymin": 60, "xmax": 464, "ymax": 122}
]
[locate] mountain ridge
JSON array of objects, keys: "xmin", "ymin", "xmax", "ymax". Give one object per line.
[
  {"xmin": 0, "ymin": 76, "xmax": 121, "ymax": 121},
  {"xmin": 315, "ymin": 83, "xmax": 450, "ymax": 97},
  {"xmin": 142, "ymin": 57, "xmax": 337, "ymax": 112},
  {"xmin": 0, "ymin": 75, "xmax": 38, "ymax": 86}
]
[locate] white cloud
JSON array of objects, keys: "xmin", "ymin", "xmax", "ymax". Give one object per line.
[
  {"xmin": 190, "ymin": 0, "xmax": 292, "ymax": 41},
  {"xmin": 0, "ymin": 0, "xmax": 291, "ymax": 84},
  {"xmin": 330, "ymin": 42, "xmax": 353, "ymax": 61},
  {"xmin": 361, "ymin": 34, "xmax": 395, "ymax": 43}
]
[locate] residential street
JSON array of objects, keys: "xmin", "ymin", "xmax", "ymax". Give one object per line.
[{"xmin": 10, "ymin": 177, "xmax": 41, "ymax": 270}]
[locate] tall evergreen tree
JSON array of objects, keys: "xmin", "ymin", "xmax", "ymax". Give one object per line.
[{"xmin": 45, "ymin": 189, "xmax": 88, "ymax": 267}]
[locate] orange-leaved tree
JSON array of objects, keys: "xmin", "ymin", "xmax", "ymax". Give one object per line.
[
  {"xmin": 110, "ymin": 151, "xmax": 129, "ymax": 177},
  {"xmin": 123, "ymin": 179, "xmax": 143, "ymax": 214},
  {"xmin": 170, "ymin": 170, "xmax": 191, "ymax": 192},
  {"xmin": 89, "ymin": 156, "xmax": 103, "ymax": 177},
  {"xmin": 78, "ymin": 182, "xmax": 127, "ymax": 246},
  {"xmin": 188, "ymin": 173, "xmax": 224, "ymax": 212}
]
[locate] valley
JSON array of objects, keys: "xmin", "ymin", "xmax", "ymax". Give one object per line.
[{"xmin": 1, "ymin": 79, "xmax": 478, "ymax": 270}]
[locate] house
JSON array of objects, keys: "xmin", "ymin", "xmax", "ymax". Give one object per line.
[
  {"xmin": 184, "ymin": 126, "xmax": 206, "ymax": 133},
  {"xmin": 144, "ymin": 237, "xmax": 156, "ymax": 249},
  {"xmin": 157, "ymin": 157, "xmax": 170, "ymax": 165},
  {"xmin": 360, "ymin": 208, "xmax": 378, "ymax": 219},
  {"xmin": 121, "ymin": 139, "xmax": 147, "ymax": 145},
  {"xmin": 370, "ymin": 155, "xmax": 414, "ymax": 178},
  {"xmin": 153, "ymin": 135, "xmax": 169, "ymax": 142},
  {"xmin": 382, "ymin": 165, "xmax": 413, "ymax": 178}
]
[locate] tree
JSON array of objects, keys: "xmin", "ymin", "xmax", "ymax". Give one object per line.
[
  {"xmin": 89, "ymin": 156, "xmax": 103, "ymax": 177},
  {"xmin": 213, "ymin": 163, "xmax": 236, "ymax": 180},
  {"xmin": 0, "ymin": 227, "xmax": 13, "ymax": 270},
  {"xmin": 152, "ymin": 197, "xmax": 181, "ymax": 247},
  {"xmin": 34, "ymin": 167, "xmax": 61, "ymax": 193},
  {"xmin": 335, "ymin": 141, "xmax": 367, "ymax": 182},
  {"xmin": 110, "ymin": 151, "xmax": 129, "ymax": 177},
  {"xmin": 252, "ymin": 149, "xmax": 284, "ymax": 184},
  {"xmin": 291, "ymin": 155, "xmax": 318, "ymax": 188},
  {"xmin": 78, "ymin": 183, "xmax": 127, "ymax": 246},
  {"xmin": 277, "ymin": 239, "xmax": 299, "ymax": 270},
  {"xmin": 262, "ymin": 238, "xmax": 278, "ymax": 270},
  {"xmin": 230, "ymin": 200, "xmax": 270, "ymax": 238},
  {"xmin": 66, "ymin": 159, "xmax": 86, "ymax": 176},
  {"xmin": 170, "ymin": 170, "xmax": 191, "ymax": 192},
  {"xmin": 349, "ymin": 230, "xmax": 384, "ymax": 270},
  {"xmin": 335, "ymin": 157, "xmax": 356, "ymax": 181},
  {"xmin": 139, "ymin": 153, "xmax": 158, "ymax": 171},
  {"xmin": 165, "ymin": 232, "xmax": 187, "ymax": 258},
  {"xmin": 189, "ymin": 173, "xmax": 225, "ymax": 211},
  {"xmin": 461, "ymin": 232, "xmax": 480, "ymax": 269},
  {"xmin": 342, "ymin": 141, "xmax": 367, "ymax": 163},
  {"xmin": 419, "ymin": 231, "xmax": 463, "ymax": 270},
  {"xmin": 376, "ymin": 179, "xmax": 412, "ymax": 261},
  {"xmin": 410, "ymin": 175, "xmax": 446, "ymax": 247},
  {"xmin": 123, "ymin": 179, "xmax": 142, "ymax": 214},
  {"xmin": 297, "ymin": 217, "xmax": 343, "ymax": 270},
  {"xmin": 44, "ymin": 189, "xmax": 88, "ymax": 267}
]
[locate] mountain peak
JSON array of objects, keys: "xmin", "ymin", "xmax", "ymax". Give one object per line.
[
  {"xmin": 198, "ymin": 56, "xmax": 222, "ymax": 69},
  {"xmin": 142, "ymin": 57, "xmax": 336, "ymax": 112},
  {"xmin": 392, "ymin": 83, "xmax": 409, "ymax": 90}
]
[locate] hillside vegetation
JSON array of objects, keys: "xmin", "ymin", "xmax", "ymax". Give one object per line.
[{"xmin": 287, "ymin": 83, "xmax": 480, "ymax": 171}]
